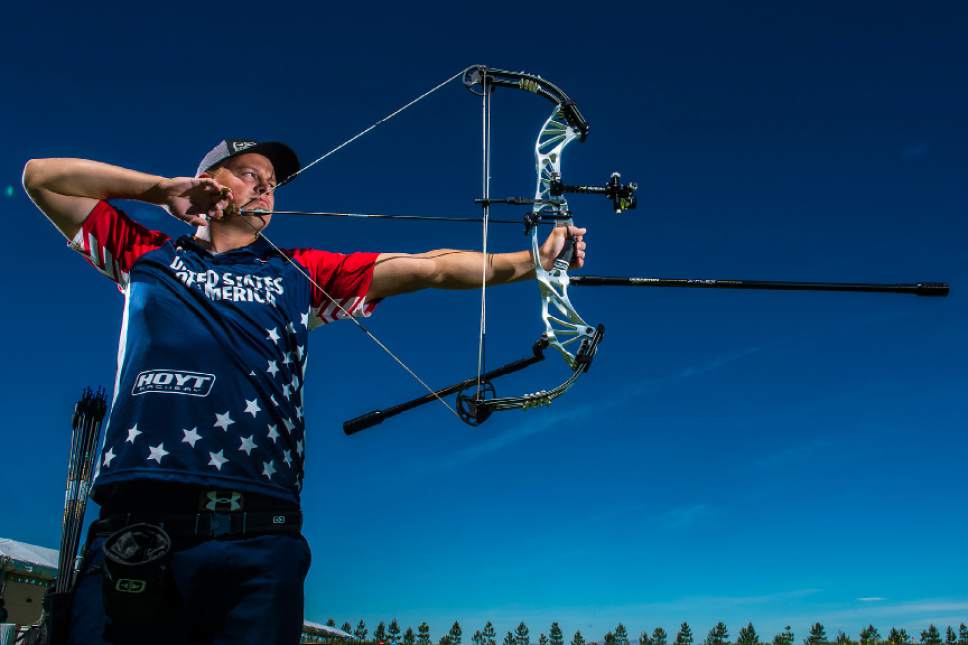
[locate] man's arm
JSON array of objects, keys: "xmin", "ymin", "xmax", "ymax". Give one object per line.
[
  {"xmin": 367, "ymin": 226, "xmax": 586, "ymax": 300},
  {"xmin": 22, "ymin": 158, "xmax": 231, "ymax": 238}
]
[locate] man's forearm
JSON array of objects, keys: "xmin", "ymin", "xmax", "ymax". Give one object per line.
[
  {"xmin": 430, "ymin": 248, "xmax": 535, "ymax": 289},
  {"xmin": 23, "ymin": 158, "xmax": 167, "ymax": 203}
]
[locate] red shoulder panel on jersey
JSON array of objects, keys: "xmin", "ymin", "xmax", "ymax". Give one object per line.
[
  {"xmin": 69, "ymin": 200, "xmax": 170, "ymax": 288},
  {"xmin": 287, "ymin": 248, "xmax": 380, "ymax": 327}
]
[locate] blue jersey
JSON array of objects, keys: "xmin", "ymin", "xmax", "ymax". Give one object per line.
[{"xmin": 71, "ymin": 201, "xmax": 379, "ymax": 505}]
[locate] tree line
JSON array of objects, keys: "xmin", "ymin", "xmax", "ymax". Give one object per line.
[{"xmin": 318, "ymin": 619, "xmax": 968, "ymax": 645}]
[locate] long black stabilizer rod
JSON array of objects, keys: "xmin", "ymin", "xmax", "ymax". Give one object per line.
[
  {"xmin": 343, "ymin": 339, "xmax": 548, "ymax": 435},
  {"xmin": 571, "ymin": 276, "xmax": 949, "ymax": 297}
]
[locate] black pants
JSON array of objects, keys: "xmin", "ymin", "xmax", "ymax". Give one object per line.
[{"xmin": 70, "ymin": 485, "xmax": 311, "ymax": 644}]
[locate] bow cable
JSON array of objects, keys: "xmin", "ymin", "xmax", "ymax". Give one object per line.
[{"xmin": 235, "ymin": 67, "xmax": 479, "ymax": 423}]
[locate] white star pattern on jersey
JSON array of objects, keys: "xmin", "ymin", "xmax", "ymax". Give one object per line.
[
  {"xmin": 266, "ymin": 360, "xmax": 279, "ymax": 377},
  {"xmin": 285, "ymin": 322, "xmax": 296, "ymax": 335},
  {"xmin": 266, "ymin": 327, "xmax": 280, "ymax": 344},
  {"xmin": 281, "ymin": 351, "xmax": 292, "ymax": 366},
  {"xmin": 296, "ymin": 438, "xmax": 304, "ymax": 457},
  {"xmin": 244, "ymin": 398, "xmax": 262, "ymax": 418},
  {"xmin": 182, "ymin": 427, "xmax": 201, "ymax": 448},
  {"xmin": 126, "ymin": 424, "xmax": 141, "ymax": 443},
  {"xmin": 103, "ymin": 447, "xmax": 116, "ymax": 467},
  {"xmin": 239, "ymin": 435, "xmax": 257, "ymax": 455},
  {"xmin": 283, "ymin": 449, "xmax": 292, "ymax": 467},
  {"xmin": 214, "ymin": 411, "xmax": 235, "ymax": 431},
  {"xmin": 283, "ymin": 417, "xmax": 295, "ymax": 432},
  {"xmin": 267, "ymin": 424, "xmax": 280, "ymax": 443},
  {"xmin": 208, "ymin": 450, "xmax": 228, "ymax": 471},
  {"xmin": 147, "ymin": 443, "xmax": 169, "ymax": 464},
  {"xmin": 262, "ymin": 460, "xmax": 276, "ymax": 479},
  {"xmin": 300, "ymin": 311, "xmax": 309, "ymax": 329}
]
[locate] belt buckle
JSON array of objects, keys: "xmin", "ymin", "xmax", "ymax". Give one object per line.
[{"xmin": 211, "ymin": 512, "xmax": 232, "ymax": 538}]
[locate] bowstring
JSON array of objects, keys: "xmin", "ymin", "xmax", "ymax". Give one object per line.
[
  {"xmin": 239, "ymin": 67, "xmax": 476, "ymax": 422},
  {"xmin": 476, "ymin": 72, "xmax": 492, "ymax": 400}
]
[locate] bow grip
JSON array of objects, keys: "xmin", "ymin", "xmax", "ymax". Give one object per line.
[{"xmin": 552, "ymin": 229, "xmax": 576, "ymax": 272}]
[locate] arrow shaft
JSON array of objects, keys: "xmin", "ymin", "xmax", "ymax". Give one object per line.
[{"xmin": 570, "ymin": 276, "xmax": 949, "ymax": 297}]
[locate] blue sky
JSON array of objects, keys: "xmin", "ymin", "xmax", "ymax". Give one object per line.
[{"xmin": 1, "ymin": 0, "xmax": 965, "ymax": 641}]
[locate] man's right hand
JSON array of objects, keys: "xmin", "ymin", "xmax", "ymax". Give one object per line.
[{"xmin": 156, "ymin": 177, "xmax": 235, "ymax": 227}]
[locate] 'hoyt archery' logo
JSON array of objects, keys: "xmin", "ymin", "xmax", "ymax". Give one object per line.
[{"xmin": 132, "ymin": 369, "xmax": 216, "ymax": 397}]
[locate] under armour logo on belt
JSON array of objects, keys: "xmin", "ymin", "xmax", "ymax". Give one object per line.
[{"xmin": 204, "ymin": 490, "xmax": 242, "ymax": 511}]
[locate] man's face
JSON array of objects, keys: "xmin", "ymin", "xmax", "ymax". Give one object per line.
[{"xmin": 206, "ymin": 152, "xmax": 277, "ymax": 230}]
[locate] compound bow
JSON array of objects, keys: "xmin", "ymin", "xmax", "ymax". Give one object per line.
[{"xmin": 243, "ymin": 64, "xmax": 946, "ymax": 436}]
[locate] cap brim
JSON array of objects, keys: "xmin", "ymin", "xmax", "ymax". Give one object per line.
[{"xmin": 233, "ymin": 141, "xmax": 300, "ymax": 184}]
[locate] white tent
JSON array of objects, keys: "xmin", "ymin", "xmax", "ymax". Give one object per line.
[
  {"xmin": 303, "ymin": 621, "xmax": 354, "ymax": 639},
  {"xmin": 0, "ymin": 538, "xmax": 58, "ymax": 577}
]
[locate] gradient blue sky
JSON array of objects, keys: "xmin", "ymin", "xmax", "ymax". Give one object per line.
[{"xmin": 1, "ymin": 1, "xmax": 965, "ymax": 641}]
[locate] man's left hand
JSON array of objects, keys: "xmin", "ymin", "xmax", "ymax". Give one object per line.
[{"xmin": 538, "ymin": 225, "xmax": 587, "ymax": 270}]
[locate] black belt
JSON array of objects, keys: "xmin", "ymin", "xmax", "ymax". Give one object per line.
[{"xmin": 91, "ymin": 509, "xmax": 302, "ymax": 540}]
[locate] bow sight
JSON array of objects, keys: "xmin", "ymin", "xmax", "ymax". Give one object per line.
[{"xmin": 550, "ymin": 172, "xmax": 638, "ymax": 214}]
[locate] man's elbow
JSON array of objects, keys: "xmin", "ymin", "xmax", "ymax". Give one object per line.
[{"xmin": 22, "ymin": 158, "xmax": 48, "ymax": 194}]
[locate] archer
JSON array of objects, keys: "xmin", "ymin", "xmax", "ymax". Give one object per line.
[{"xmin": 22, "ymin": 140, "xmax": 586, "ymax": 644}]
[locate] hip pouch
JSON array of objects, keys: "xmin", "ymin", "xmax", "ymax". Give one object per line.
[{"xmin": 101, "ymin": 523, "xmax": 177, "ymax": 623}]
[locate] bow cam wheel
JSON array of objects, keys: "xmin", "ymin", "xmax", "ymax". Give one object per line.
[{"xmin": 456, "ymin": 379, "xmax": 496, "ymax": 426}]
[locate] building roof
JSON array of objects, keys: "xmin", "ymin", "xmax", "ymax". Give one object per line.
[
  {"xmin": 303, "ymin": 621, "xmax": 354, "ymax": 638},
  {"xmin": 0, "ymin": 538, "xmax": 58, "ymax": 572}
]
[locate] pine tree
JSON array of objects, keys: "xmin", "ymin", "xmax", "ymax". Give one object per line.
[
  {"xmin": 328, "ymin": 619, "xmax": 338, "ymax": 628},
  {"xmin": 676, "ymin": 624, "xmax": 694, "ymax": 645},
  {"xmin": 604, "ymin": 633, "xmax": 615, "ymax": 645},
  {"xmin": 615, "ymin": 625, "xmax": 631, "ymax": 645},
  {"xmin": 641, "ymin": 633, "xmax": 652, "ymax": 645},
  {"xmin": 888, "ymin": 629, "xmax": 904, "ymax": 645},
  {"xmin": 450, "ymin": 622, "xmax": 464, "ymax": 645},
  {"xmin": 945, "ymin": 627, "xmax": 957, "ymax": 645},
  {"xmin": 356, "ymin": 620, "xmax": 370, "ymax": 642},
  {"xmin": 704, "ymin": 623, "xmax": 729, "ymax": 645},
  {"xmin": 959, "ymin": 626, "xmax": 968, "ymax": 645},
  {"xmin": 516, "ymin": 623, "xmax": 531, "ymax": 645},
  {"xmin": 922, "ymin": 626, "xmax": 942, "ymax": 645},
  {"xmin": 483, "ymin": 623, "xmax": 496, "ymax": 645},
  {"xmin": 550, "ymin": 624, "xmax": 564, "ymax": 645},
  {"xmin": 572, "ymin": 632, "xmax": 585, "ymax": 645},
  {"xmin": 418, "ymin": 623, "xmax": 432, "ymax": 645},
  {"xmin": 389, "ymin": 620, "xmax": 402, "ymax": 645},
  {"xmin": 375, "ymin": 622, "xmax": 386, "ymax": 644},
  {"xmin": 775, "ymin": 627, "xmax": 795, "ymax": 645},
  {"xmin": 504, "ymin": 632, "xmax": 516, "ymax": 645},
  {"xmin": 540, "ymin": 634, "xmax": 549, "ymax": 645},
  {"xmin": 835, "ymin": 633, "xmax": 850, "ymax": 645},
  {"xmin": 859, "ymin": 625, "xmax": 880, "ymax": 645},
  {"xmin": 738, "ymin": 623, "xmax": 759, "ymax": 645},
  {"xmin": 405, "ymin": 629, "xmax": 416, "ymax": 645},
  {"xmin": 473, "ymin": 631, "xmax": 484, "ymax": 645},
  {"xmin": 343, "ymin": 623, "xmax": 354, "ymax": 636},
  {"xmin": 653, "ymin": 628, "xmax": 668, "ymax": 645},
  {"xmin": 807, "ymin": 623, "xmax": 827, "ymax": 645}
]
